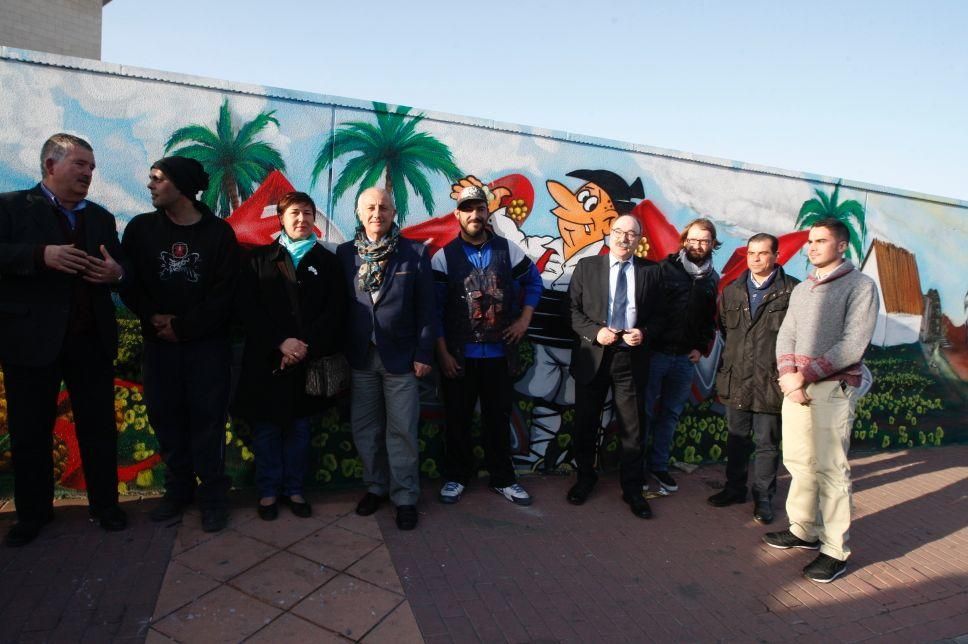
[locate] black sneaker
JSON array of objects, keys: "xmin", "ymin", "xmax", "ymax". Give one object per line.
[
  {"xmin": 803, "ymin": 553, "xmax": 847, "ymax": 583},
  {"xmin": 652, "ymin": 471, "xmax": 678, "ymax": 493},
  {"xmin": 201, "ymin": 507, "xmax": 228, "ymax": 533},
  {"xmin": 150, "ymin": 496, "xmax": 187, "ymax": 522},
  {"xmin": 707, "ymin": 488, "xmax": 746, "ymax": 507},
  {"xmin": 89, "ymin": 504, "xmax": 128, "ymax": 532},
  {"xmin": 763, "ymin": 529, "xmax": 821, "ymax": 550}
]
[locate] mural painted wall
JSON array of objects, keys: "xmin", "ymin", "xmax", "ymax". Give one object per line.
[{"xmin": 1, "ymin": 48, "xmax": 965, "ymax": 495}]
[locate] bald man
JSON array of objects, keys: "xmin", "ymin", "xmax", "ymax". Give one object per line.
[
  {"xmin": 566, "ymin": 215, "xmax": 664, "ymax": 518},
  {"xmin": 336, "ymin": 188, "xmax": 434, "ymax": 530}
]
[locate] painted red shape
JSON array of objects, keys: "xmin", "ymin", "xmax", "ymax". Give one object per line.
[
  {"xmin": 719, "ymin": 230, "xmax": 810, "ymax": 291},
  {"xmin": 226, "ymin": 170, "xmax": 326, "ymax": 248}
]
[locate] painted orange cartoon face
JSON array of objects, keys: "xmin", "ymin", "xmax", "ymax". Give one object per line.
[{"xmin": 547, "ymin": 180, "xmax": 620, "ymax": 261}]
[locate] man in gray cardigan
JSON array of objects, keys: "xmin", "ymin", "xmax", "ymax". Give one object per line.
[{"xmin": 763, "ymin": 218, "xmax": 878, "ymax": 583}]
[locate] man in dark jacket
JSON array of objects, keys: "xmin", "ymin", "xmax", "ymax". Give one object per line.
[
  {"xmin": 121, "ymin": 156, "xmax": 240, "ymax": 533},
  {"xmin": 0, "ymin": 133, "xmax": 128, "ymax": 546},
  {"xmin": 708, "ymin": 233, "xmax": 798, "ymax": 523},
  {"xmin": 644, "ymin": 218, "xmax": 720, "ymax": 494},
  {"xmin": 337, "ymin": 187, "xmax": 434, "ymax": 531}
]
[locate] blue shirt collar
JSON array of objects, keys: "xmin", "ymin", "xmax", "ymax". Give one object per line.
[{"xmin": 40, "ymin": 182, "xmax": 87, "ymax": 213}]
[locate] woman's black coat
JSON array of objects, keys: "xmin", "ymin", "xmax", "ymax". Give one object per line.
[{"xmin": 233, "ymin": 241, "xmax": 347, "ymax": 425}]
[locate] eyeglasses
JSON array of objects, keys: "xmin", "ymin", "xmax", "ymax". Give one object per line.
[
  {"xmin": 685, "ymin": 238, "xmax": 712, "ymax": 246},
  {"xmin": 611, "ymin": 229, "xmax": 639, "ymax": 239}
]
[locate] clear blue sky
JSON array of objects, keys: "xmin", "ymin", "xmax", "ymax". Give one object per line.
[{"xmin": 103, "ymin": 0, "xmax": 968, "ymax": 202}]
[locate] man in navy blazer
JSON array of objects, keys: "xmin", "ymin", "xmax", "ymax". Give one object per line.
[
  {"xmin": 336, "ymin": 187, "xmax": 434, "ymax": 530},
  {"xmin": 0, "ymin": 133, "xmax": 128, "ymax": 546},
  {"xmin": 567, "ymin": 214, "xmax": 664, "ymax": 519}
]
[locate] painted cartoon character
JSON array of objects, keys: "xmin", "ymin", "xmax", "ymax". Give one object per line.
[{"xmin": 450, "ymin": 171, "xmax": 645, "ymax": 468}]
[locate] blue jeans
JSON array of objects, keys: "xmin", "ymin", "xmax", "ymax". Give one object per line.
[
  {"xmin": 642, "ymin": 351, "xmax": 695, "ymax": 473},
  {"xmin": 252, "ymin": 417, "xmax": 312, "ymax": 498}
]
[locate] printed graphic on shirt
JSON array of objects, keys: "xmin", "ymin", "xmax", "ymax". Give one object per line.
[{"xmin": 159, "ymin": 242, "xmax": 201, "ymax": 282}]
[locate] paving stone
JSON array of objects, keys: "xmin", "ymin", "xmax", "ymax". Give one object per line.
[
  {"xmin": 291, "ymin": 573, "xmax": 403, "ymax": 640},
  {"xmin": 288, "ymin": 524, "xmax": 382, "ymax": 571},
  {"xmin": 228, "ymin": 550, "xmax": 336, "ymax": 609},
  {"xmin": 245, "ymin": 613, "xmax": 349, "ymax": 643},
  {"xmin": 174, "ymin": 530, "xmax": 277, "ymax": 582},
  {"xmin": 151, "ymin": 560, "xmax": 221, "ymax": 620},
  {"xmin": 347, "ymin": 544, "xmax": 405, "ymax": 593},
  {"xmin": 363, "ymin": 600, "xmax": 423, "ymax": 643},
  {"xmin": 152, "ymin": 584, "xmax": 281, "ymax": 643}
]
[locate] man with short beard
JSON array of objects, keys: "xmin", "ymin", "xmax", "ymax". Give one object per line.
[
  {"xmin": 0, "ymin": 133, "xmax": 127, "ymax": 546},
  {"xmin": 434, "ymin": 185, "xmax": 542, "ymax": 506},
  {"xmin": 121, "ymin": 156, "xmax": 240, "ymax": 533},
  {"xmin": 337, "ymin": 187, "xmax": 434, "ymax": 531},
  {"xmin": 643, "ymin": 218, "xmax": 720, "ymax": 494}
]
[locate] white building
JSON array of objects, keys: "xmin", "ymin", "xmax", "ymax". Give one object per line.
[{"xmin": 0, "ymin": 0, "xmax": 113, "ymax": 60}]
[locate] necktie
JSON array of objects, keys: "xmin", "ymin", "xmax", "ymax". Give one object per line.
[{"xmin": 612, "ymin": 262, "xmax": 628, "ymax": 330}]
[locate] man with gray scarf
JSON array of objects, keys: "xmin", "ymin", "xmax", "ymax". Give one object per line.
[
  {"xmin": 336, "ymin": 188, "xmax": 434, "ymax": 531},
  {"xmin": 642, "ymin": 218, "xmax": 720, "ymax": 494}
]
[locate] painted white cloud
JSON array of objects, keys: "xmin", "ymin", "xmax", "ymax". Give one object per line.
[
  {"xmin": 0, "ymin": 63, "xmax": 64, "ymax": 177},
  {"xmin": 422, "ymin": 120, "xmax": 543, "ymax": 178},
  {"xmin": 632, "ymin": 153, "xmax": 816, "ymax": 238}
]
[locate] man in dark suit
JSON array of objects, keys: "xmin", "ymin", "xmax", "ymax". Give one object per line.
[
  {"xmin": 0, "ymin": 133, "xmax": 127, "ymax": 546},
  {"xmin": 336, "ymin": 187, "xmax": 435, "ymax": 531},
  {"xmin": 567, "ymin": 214, "xmax": 663, "ymax": 518}
]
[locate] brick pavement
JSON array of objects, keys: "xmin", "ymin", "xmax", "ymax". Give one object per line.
[
  {"xmin": 0, "ymin": 497, "xmax": 176, "ymax": 643},
  {"xmin": 383, "ymin": 447, "xmax": 968, "ymax": 643},
  {"xmin": 1, "ymin": 446, "xmax": 965, "ymax": 643}
]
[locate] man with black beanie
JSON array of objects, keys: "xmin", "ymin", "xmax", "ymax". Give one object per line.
[{"xmin": 121, "ymin": 156, "xmax": 240, "ymax": 532}]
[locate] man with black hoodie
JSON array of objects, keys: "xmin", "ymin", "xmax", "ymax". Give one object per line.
[
  {"xmin": 121, "ymin": 157, "xmax": 240, "ymax": 532},
  {"xmin": 643, "ymin": 218, "xmax": 720, "ymax": 494}
]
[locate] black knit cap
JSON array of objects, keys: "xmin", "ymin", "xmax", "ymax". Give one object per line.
[{"xmin": 151, "ymin": 156, "xmax": 209, "ymax": 199}]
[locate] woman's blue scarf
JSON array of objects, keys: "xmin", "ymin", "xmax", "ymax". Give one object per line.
[{"xmin": 278, "ymin": 232, "xmax": 318, "ymax": 267}]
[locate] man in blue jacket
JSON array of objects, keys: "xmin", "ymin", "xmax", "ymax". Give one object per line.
[{"xmin": 337, "ymin": 187, "xmax": 434, "ymax": 530}]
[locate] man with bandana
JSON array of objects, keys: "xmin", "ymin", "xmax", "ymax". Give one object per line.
[
  {"xmin": 336, "ymin": 187, "xmax": 434, "ymax": 530},
  {"xmin": 121, "ymin": 156, "xmax": 240, "ymax": 533},
  {"xmin": 643, "ymin": 218, "xmax": 720, "ymax": 495},
  {"xmin": 433, "ymin": 185, "xmax": 543, "ymax": 506}
]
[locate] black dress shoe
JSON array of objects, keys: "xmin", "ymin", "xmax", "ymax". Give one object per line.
[
  {"xmin": 4, "ymin": 518, "xmax": 48, "ymax": 547},
  {"xmin": 201, "ymin": 507, "xmax": 229, "ymax": 533},
  {"xmin": 287, "ymin": 497, "xmax": 312, "ymax": 518},
  {"xmin": 257, "ymin": 502, "xmax": 279, "ymax": 521},
  {"xmin": 396, "ymin": 505, "xmax": 418, "ymax": 530},
  {"xmin": 90, "ymin": 504, "xmax": 128, "ymax": 531},
  {"xmin": 753, "ymin": 499, "xmax": 775, "ymax": 525},
  {"xmin": 355, "ymin": 492, "xmax": 386, "ymax": 516},
  {"xmin": 623, "ymin": 493, "xmax": 653, "ymax": 519},
  {"xmin": 150, "ymin": 496, "xmax": 188, "ymax": 522},
  {"xmin": 567, "ymin": 478, "xmax": 596, "ymax": 505},
  {"xmin": 707, "ymin": 488, "xmax": 747, "ymax": 507}
]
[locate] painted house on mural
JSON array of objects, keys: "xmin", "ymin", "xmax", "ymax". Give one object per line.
[
  {"xmin": 860, "ymin": 239, "xmax": 924, "ymax": 346},
  {"xmin": 0, "ymin": 46, "xmax": 966, "ymax": 494}
]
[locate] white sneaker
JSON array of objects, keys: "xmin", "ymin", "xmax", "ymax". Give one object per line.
[
  {"xmin": 438, "ymin": 481, "xmax": 464, "ymax": 504},
  {"xmin": 492, "ymin": 483, "xmax": 532, "ymax": 506}
]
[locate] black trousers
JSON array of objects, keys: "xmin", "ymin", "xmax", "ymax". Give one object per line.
[
  {"xmin": 440, "ymin": 357, "xmax": 516, "ymax": 488},
  {"xmin": 724, "ymin": 406, "xmax": 781, "ymax": 500},
  {"xmin": 2, "ymin": 332, "xmax": 119, "ymax": 523},
  {"xmin": 143, "ymin": 337, "xmax": 231, "ymax": 510},
  {"xmin": 573, "ymin": 349, "xmax": 645, "ymax": 496}
]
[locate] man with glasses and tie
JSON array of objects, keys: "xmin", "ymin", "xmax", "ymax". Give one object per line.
[
  {"xmin": 643, "ymin": 218, "xmax": 721, "ymax": 495},
  {"xmin": 566, "ymin": 215, "xmax": 663, "ymax": 518}
]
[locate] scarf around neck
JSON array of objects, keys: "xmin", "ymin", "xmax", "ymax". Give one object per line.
[
  {"xmin": 354, "ymin": 223, "xmax": 401, "ymax": 293},
  {"xmin": 278, "ymin": 232, "xmax": 318, "ymax": 267},
  {"xmin": 678, "ymin": 248, "xmax": 712, "ymax": 279}
]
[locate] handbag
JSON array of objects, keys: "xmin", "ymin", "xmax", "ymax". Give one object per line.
[{"xmin": 305, "ymin": 353, "xmax": 350, "ymax": 397}]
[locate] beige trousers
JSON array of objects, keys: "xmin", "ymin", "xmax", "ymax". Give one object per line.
[{"xmin": 781, "ymin": 380, "xmax": 858, "ymax": 561}]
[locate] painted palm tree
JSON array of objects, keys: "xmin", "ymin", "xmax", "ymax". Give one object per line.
[
  {"xmin": 796, "ymin": 184, "xmax": 867, "ymax": 262},
  {"xmin": 312, "ymin": 102, "xmax": 462, "ymax": 223},
  {"xmin": 165, "ymin": 98, "xmax": 285, "ymax": 217}
]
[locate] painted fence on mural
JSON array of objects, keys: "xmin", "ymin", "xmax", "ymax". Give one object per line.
[{"xmin": 1, "ymin": 47, "xmax": 965, "ymax": 494}]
